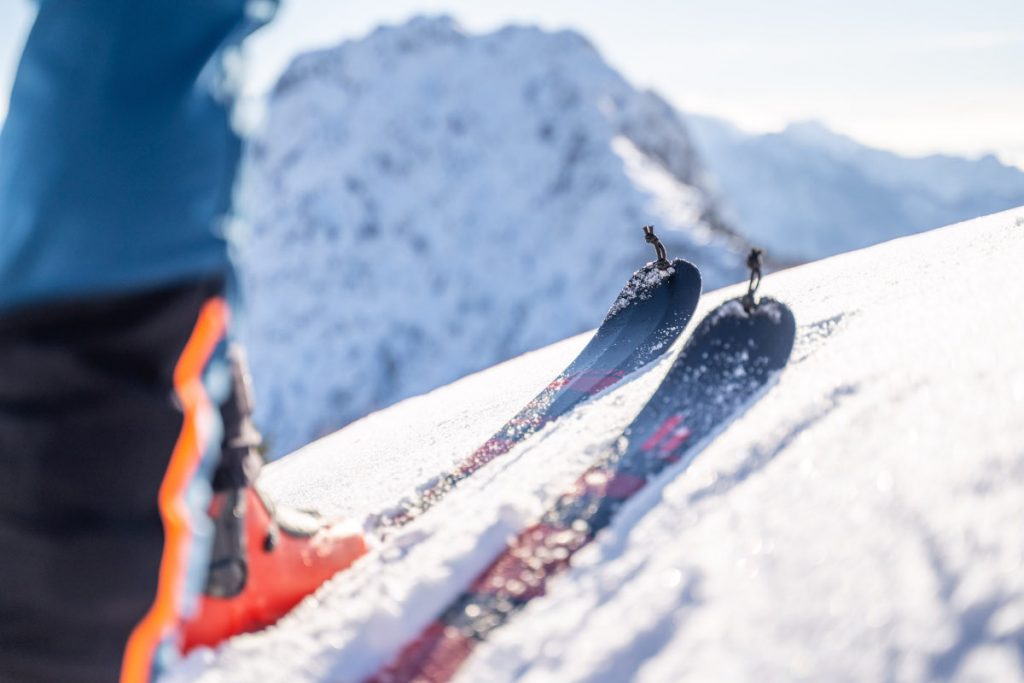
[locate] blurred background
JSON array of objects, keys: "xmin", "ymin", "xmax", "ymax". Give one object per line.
[{"xmin": 2, "ymin": 0, "xmax": 1022, "ymax": 455}]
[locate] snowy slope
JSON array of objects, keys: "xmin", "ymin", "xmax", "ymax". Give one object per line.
[
  {"xmin": 171, "ymin": 206, "xmax": 1024, "ymax": 683},
  {"xmin": 236, "ymin": 16, "xmax": 741, "ymax": 457},
  {"xmin": 686, "ymin": 114, "xmax": 1024, "ymax": 263}
]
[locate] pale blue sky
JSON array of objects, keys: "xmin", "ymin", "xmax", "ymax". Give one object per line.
[{"xmin": 2, "ymin": 0, "xmax": 1022, "ymax": 166}]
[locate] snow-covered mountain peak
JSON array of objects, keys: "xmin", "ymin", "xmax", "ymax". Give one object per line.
[
  {"xmin": 782, "ymin": 119, "xmax": 861, "ymax": 154},
  {"xmin": 368, "ymin": 14, "xmax": 463, "ymax": 42},
  {"xmin": 239, "ymin": 17, "xmax": 740, "ymax": 457}
]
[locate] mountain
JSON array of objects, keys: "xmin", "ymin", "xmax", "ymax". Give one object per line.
[
  {"xmin": 237, "ymin": 16, "xmax": 742, "ymax": 457},
  {"xmin": 685, "ymin": 114, "xmax": 1024, "ymax": 262},
  {"xmin": 170, "ymin": 207, "xmax": 1024, "ymax": 683}
]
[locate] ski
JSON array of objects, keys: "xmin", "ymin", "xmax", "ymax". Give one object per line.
[
  {"xmin": 367, "ymin": 295, "xmax": 796, "ymax": 683},
  {"xmin": 373, "ymin": 229, "xmax": 701, "ymax": 530}
]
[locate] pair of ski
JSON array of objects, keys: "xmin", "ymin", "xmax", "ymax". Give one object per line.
[{"xmin": 354, "ymin": 233, "xmax": 795, "ymax": 683}]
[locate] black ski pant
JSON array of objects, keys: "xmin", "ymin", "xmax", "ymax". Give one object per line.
[{"xmin": 0, "ymin": 280, "xmax": 236, "ymax": 683}]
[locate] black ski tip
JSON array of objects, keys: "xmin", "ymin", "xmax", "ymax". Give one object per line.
[
  {"xmin": 695, "ymin": 296, "xmax": 796, "ymax": 371},
  {"xmin": 603, "ymin": 258, "xmax": 701, "ymax": 325}
]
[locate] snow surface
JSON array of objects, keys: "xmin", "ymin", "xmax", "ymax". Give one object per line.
[
  {"xmin": 169, "ymin": 207, "xmax": 1024, "ymax": 683},
  {"xmin": 235, "ymin": 16, "xmax": 742, "ymax": 458},
  {"xmin": 686, "ymin": 115, "xmax": 1024, "ymax": 264}
]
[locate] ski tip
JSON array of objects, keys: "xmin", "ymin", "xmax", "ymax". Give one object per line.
[
  {"xmin": 604, "ymin": 259, "xmax": 702, "ymax": 323},
  {"xmin": 702, "ymin": 296, "xmax": 796, "ymax": 370}
]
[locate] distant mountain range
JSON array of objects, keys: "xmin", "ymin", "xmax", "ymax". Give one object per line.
[{"xmin": 684, "ymin": 115, "xmax": 1024, "ymax": 262}]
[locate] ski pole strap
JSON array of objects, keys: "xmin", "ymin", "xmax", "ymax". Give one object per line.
[
  {"xmin": 643, "ymin": 225, "xmax": 671, "ymax": 270},
  {"xmin": 742, "ymin": 247, "xmax": 763, "ymax": 313}
]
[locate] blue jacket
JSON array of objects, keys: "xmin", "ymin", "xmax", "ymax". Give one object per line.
[{"xmin": 0, "ymin": 0, "xmax": 273, "ymax": 313}]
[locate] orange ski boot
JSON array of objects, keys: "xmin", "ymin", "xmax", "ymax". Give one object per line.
[
  {"xmin": 180, "ymin": 345, "xmax": 368, "ymax": 650},
  {"xmin": 181, "ymin": 485, "xmax": 367, "ymax": 651}
]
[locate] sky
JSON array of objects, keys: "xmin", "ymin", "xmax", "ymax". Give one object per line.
[{"xmin": 2, "ymin": 0, "xmax": 1022, "ymax": 167}]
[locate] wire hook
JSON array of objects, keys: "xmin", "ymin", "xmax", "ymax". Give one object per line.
[
  {"xmin": 643, "ymin": 225, "xmax": 671, "ymax": 270},
  {"xmin": 741, "ymin": 248, "xmax": 763, "ymax": 313}
]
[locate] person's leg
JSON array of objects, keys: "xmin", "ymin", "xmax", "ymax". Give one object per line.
[
  {"xmin": 0, "ymin": 280, "xmax": 230, "ymax": 682},
  {"xmin": 0, "ymin": 283, "xmax": 367, "ymax": 682}
]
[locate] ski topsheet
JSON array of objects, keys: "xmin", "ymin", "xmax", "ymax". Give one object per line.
[
  {"xmin": 367, "ymin": 296, "xmax": 797, "ymax": 683},
  {"xmin": 374, "ymin": 258, "xmax": 702, "ymax": 529}
]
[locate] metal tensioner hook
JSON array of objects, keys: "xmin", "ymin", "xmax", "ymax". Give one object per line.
[
  {"xmin": 741, "ymin": 247, "xmax": 763, "ymax": 313},
  {"xmin": 643, "ymin": 225, "xmax": 671, "ymax": 270}
]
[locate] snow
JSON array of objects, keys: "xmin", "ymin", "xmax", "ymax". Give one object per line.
[
  {"xmin": 168, "ymin": 207, "xmax": 1024, "ymax": 683},
  {"xmin": 235, "ymin": 16, "xmax": 741, "ymax": 459},
  {"xmin": 604, "ymin": 261, "xmax": 675, "ymax": 319},
  {"xmin": 686, "ymin": 114, "xmax": 1024, "ymax": 264}
]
